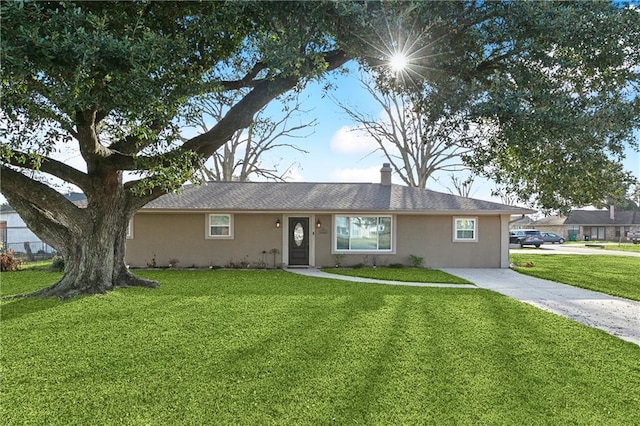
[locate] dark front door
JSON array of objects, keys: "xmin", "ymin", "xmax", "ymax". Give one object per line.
[{"xmin": 288, "ymin": 217, "xmax": 309, "ymax": 266}]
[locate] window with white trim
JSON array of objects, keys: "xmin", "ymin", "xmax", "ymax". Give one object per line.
[
  {"xmin": 208, "ymin": 214, "xmax": 233, "ymax": 238},
  {"xmin": 334, "ymin": 216, "xmax": 392, "ymax": 252},
  {"xmin": 126, "ymin": 219, "xmax": 133, "ymax": 239},
  {"xmin": 453, "ymin": 217, "xmax": 477, "ymax": 242}
]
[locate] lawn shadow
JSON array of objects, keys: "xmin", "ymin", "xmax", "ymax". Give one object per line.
[{"xmin": 0, "ymin": 295, "xmax": 70, "ymax": 322}]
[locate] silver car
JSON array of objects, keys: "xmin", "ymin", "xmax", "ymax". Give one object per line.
[
  {"xmin": 542, "ymin": 232, "xmax": 565, "ymax": 244},
  {"xmin": 510, "ymin": 229, "xmax": 544, "ymax": 248}
]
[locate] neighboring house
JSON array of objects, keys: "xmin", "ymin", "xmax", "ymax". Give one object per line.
[
  {"xmin": 0, "ymin": 192, "xmax": 86, "ymax": 254},
  {"xmin": 509, "ymin": 215, "xmax": 534, "ymax": 229},
  {"xmin": 526, "ymin": 210, "xmax": 640, "ymax": 241},
  {"xmin": 564, "ymin": 210, "xmax": 640, "ymax": 241},
  {"xmin": 126, "ymin": 164, "xmax": 533, "ymax": 269},
  {"xmin": 0, "ymin": 204, "xmax": 56, "ymax": 254},
  {"xmin": 528, "ymin": 215, "xmax": 567, "ymax": 236}
]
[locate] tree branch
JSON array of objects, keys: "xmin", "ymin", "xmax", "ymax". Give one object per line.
[
  {"xmin": 2, "ymin": 148, "xmax": 90, "ymax": 190},
  {"xmin": 0, "ymin": 165, "xmax": 83, "ymax": 234}
]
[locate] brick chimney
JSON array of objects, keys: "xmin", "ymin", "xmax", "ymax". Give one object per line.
[{"xmin": 380, "ymin": 163, "xmax": 392, "ymax": 185}]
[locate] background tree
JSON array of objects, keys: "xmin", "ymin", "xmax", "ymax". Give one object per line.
[
  {"xmin": 2, "ymin": 1, "xmax": 639, "ymax": 298},
  {"xmin": 631, "ymin": 184, "xmax": 640, "ymax": 209},
  {"xmin": 372, "ymin": 1, "xmax": 639, "ymax": 212},
  {"xmin": 186, "ymin": 94, "xmax": 314, "ymax": 182},
  {"xmin": 334, "ymin": 74, "xmax": 485, "ymax": 189},
  {"xmin": 442, "ymin": 173, "xmax": 477, "ymax": 198}
]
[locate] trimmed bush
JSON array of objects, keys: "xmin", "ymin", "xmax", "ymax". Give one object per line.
[{"xmin": 50, "ymin": 256, "xmax": 65, "ymax": 272}]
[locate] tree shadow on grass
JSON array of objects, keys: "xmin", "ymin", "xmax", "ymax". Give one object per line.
[{"xmin": 0, "ymin": 296, "xmax": 74, "ymax": 322}]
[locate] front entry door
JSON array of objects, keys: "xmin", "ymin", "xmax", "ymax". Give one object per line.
[{"xmin": 288, "ymin": 217, "xmax": 309, "ymax": 266}]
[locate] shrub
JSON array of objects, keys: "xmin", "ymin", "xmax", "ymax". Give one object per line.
[
  {"xmin": 408, "ymin": 254, "xmax": 424, "ymax": 268},
  {"xmin": 352, "ymin": 263, "xmax": 365, "ymax": 269},
  {"xmin": 50, "ymin": 256, "xmax": 65, "ymax": 272},
  {"xmin": 146, "ymin": 254, "xmax": 157, "ymax": 268},
  {"xmin": 0, "ymin": 250, "xmax": 21, "ymax": 272},
  {"xmin": 389, "ymin": 263, "xmax": 405, "ymax": 269}
]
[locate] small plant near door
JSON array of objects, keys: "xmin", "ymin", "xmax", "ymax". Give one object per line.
[
  {"xmin": 269, "ymin": 248, "xmax": 280, "ymax": 268},
  {"xmin": 408, "ymin": 254, "xmax": 424, "ymax": 268},
  {"xmin": 333, "ymin": 253, "xmax": 345, "ymax": 267}
]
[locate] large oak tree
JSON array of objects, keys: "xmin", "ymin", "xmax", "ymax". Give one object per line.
[{"xmin": 2, "ymin": 1, "xmax": 638, "ymax": 298}]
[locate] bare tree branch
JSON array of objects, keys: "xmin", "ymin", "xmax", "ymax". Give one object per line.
[{"xmin": 333, "ymin": 73, "xmax": 476, "ymax": 189}]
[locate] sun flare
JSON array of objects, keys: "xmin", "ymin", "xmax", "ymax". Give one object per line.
[{"xmin": 389, "ymin": 52, "xmax": 408, "ymax": 72}]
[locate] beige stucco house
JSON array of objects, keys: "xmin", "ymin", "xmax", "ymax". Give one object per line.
[{"xmin": 126, "ymin": 165, "xmax": 533, "ymax": 269}]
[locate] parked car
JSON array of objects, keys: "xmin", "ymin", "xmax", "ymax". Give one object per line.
[
  {"xmin": 510, "ymin": 229, "xmax": 544, "ymax": 248},
  {"xmin": 541, "ymin": 232, "xmax": 565, "ymax": 244}
]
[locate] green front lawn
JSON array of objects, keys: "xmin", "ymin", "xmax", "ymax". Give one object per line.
[
  {"xmin": 511, "ymin": 254, "xmax": 640, "ymax": 301},
  {"xmin": 2, "ymin": 270, "xmax": 639, "ymax": 425},
  {"xmin": 320, "ymin": 267, "xmax": 471, "ymax": 284},
  {"xmin": 604, "ymin": 244, "xmax": 640, "ymax": 253}
]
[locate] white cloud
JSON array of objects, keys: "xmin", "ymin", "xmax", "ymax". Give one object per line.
[{"xmin": 329, "ymin": 125, "xmax": 378, "ymax": 154}]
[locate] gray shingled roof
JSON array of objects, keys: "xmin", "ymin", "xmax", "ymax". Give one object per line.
[
  {"xmin": 565, "ymin": 210, "xmax": 640, "ymax": 225},
  {"xmin": 143, "ymin": 182, "xmax": 533, "ymax": 214},
  {"xmin": 530, "ymin": 216, "xmax": 566, "ymax": 226}
]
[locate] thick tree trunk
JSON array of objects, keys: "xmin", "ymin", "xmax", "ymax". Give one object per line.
[
  {"xmin": 36, "ymin": 226, "xmax": 158, "ymax": 299},
  {"xmin": 34, "ymin": 201, "xmax": 158, "ymax": 299}
]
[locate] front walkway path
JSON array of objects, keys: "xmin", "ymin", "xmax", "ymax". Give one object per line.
[
  {"xmin": 287, "ymin": 267, "xmax": 640, "ymax": 346},
  {"xmin": 442, "ymin": 268, "xmax": 640, "ymax": 346}
]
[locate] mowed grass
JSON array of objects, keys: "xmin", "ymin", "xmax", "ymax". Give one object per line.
[
  {"xmin": 511, "ymin": 254, "xmax": 640, "ymax": 301},
  {"xmin": 320, "ymin": 267, "xmax": 471, "ymax": 284},
  {"xmin": 1, "ymin": 270, "xmax": 639, "ymax": 425},
  {"xmin": 604, "ymin": 244, "xmax": 640, "ymax": 253}
]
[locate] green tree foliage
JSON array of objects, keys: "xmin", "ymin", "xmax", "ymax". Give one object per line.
[
  {"xmin": 1, "ymin": 1, "xmax": 638, "ymax": 297},
  {"xmin": 370, "ymin": 1, "xmax": 640, "ymax": 212}
]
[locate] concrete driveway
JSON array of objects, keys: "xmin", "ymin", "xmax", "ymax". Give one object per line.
[{"xmin": 442, "ymin": 268, "xmax": 640, "ymax": 346}]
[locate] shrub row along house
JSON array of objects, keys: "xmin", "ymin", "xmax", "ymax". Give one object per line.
[{"xmin": 125, "ymin": 164, "xmax": 533, "ymax": 269}]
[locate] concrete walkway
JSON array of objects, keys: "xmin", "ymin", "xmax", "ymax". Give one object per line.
[{"xmin": 287, "ymin": 267, "xmax": 640, "ymax": 346}]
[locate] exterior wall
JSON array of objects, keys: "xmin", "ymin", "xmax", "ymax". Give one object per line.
[
  {"xmin": 127, "ymin": 212, "xmax": 504, "ymax": 269},
  {"xmin": 126, "ymin": 213, "xmax": 284, "ymax": 268},
  {"xmin": 315, "ymin": 214, "xmax": 502, "ymax": 268}
]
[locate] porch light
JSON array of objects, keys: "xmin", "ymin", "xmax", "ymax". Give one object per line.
[
  {"xmin": 275, "ymin": 218, "xmax": 281, "ymax": 228},
  {"xmin": 316, "ymin": 219, "xmax": 322, "ymax": 228}
]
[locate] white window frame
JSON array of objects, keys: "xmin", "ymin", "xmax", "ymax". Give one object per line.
[
  {"xmin": 206, "ymin": 214, "xmax": 233, "ymax": 239},
  {"xmin": 453, "ymin": 217, "xmax": 478, "ymax": 242},
  {"xmin": 333, "ymin": 215, "xmax": 394, "ymax": 253},
  {"xmin": 126, "ymin": 218, "xmax": 134, "ymax": 239}
]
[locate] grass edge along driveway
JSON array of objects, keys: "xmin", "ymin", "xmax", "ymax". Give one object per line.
[
  {"xmin": 2, "ymin": 269, "xmax": 639, "ymax": 425},
  {"xmin": 319, "ymin": 267, "xmax": 472, "ymax": 284},
  {"xmin": 510, "ymin": 253, "xmax": 640, "ymax": 301}
]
